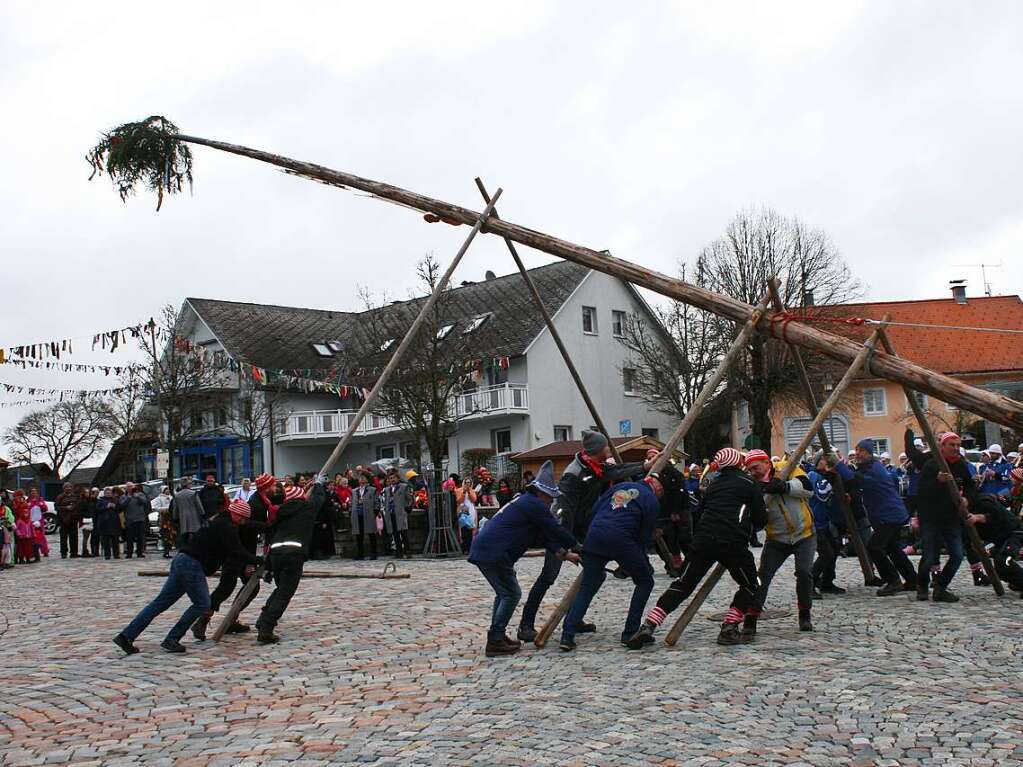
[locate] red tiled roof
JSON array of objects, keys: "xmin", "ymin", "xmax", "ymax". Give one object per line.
[{"xmin": 818, "ymin": 295, "xmax": 1023, "ymax": 375}]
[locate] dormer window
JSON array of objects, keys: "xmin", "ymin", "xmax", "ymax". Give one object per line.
[
  {"xmin": 380, "ymin": 338, "xmax": 396, "ymax": 352},
  {"xmin": 311, "ymin": 342, "xmax": 333, "ymax": 357},
  {"xmin": 463, "ymin": 313, "xmax": 491, "ymax": 334},
  {"xmin": 327, "ymin": 340, "xmax": 343, "ymax": 353},
  {"xmin": 436, "ymin": 324, "xmax": 455, "ymax": 340}
]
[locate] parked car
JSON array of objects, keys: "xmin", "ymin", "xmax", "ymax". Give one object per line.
[{"xmin": 42, "ymin": 502, "xmax": 58, "ymax": 535}]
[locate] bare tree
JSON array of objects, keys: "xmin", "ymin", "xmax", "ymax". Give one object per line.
[
  {"xmin": 354, "ymin": 253, "xmax": 502, "ymax": 487},
  {"xmin": 228, "ymin": 382, "xmax": 290, "ymax": 478},
  {"xmin": 138, "ymin": 304, "xmax": 229, "ymax": 484},
  {"xmin": 620, "ymin": 264, "xmax": 726, "ymax": 419},
  {"xmin": 695, "ymin": 208, "xmax": 863, "ymax": 450},
  {"xmin": 621, "ymin": 209, "xmax": 863, "ymax": 453},
  {"xmin": 3, "ymin": 395, "xmax": 116, "ymax": 477},
  {"xmin": 99, "ymin": 362, "xmax": 159, "ymax": 482}
]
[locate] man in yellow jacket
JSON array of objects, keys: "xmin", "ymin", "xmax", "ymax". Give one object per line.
[{"xmin": 744, "ymin": 450, "xmax": 817, "ymax": 636}]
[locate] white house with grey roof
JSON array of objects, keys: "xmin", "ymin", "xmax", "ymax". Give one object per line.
[{"xmin": 173, "ymin": 262, "xmax": 674, "ymax": 482}]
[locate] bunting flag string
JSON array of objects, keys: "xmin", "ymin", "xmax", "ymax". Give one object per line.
[
  {"xmin": 1, "ymin": 318, "xmax": 162, "ymax": 361},
  {"xmin": 0, "ymin": 357, "xmax": 132, "ymax": 376},
  {"xmin": 0, "ymin": 381, "xmax": 126, "ymax": 397}
]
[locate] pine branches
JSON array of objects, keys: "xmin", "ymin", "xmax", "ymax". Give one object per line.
[{"xmin": 86, "ymin": 116, "xmax": 193, "ymax": 210}]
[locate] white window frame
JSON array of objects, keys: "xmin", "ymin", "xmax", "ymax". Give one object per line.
[
  {"xmin": 375, "ymin": 443, "xmax": 397, "ymax": 460},
  {"xmin": 326, "ymin": 340, "xmax": 343, "ymax": 353},
  {"xmin": 492, "ymin": 428, "xmax": 513, "ymax": 454},
  {"xmin": 612, "ymin": 310, "xmax": 626, "ymax": 338},
  {"xmin": 311, "ymin": 342, "xmax": 333, "ymax": 357},
  {"xmin": 553, "ymin": 425, "xmax": 572, "ymax": 442},
  {"xmin": 871, "ymin": 437, "xmax": 890, "ymax": 456},
  {"xmin": 436, "ymin": 324, "xmax": 455, "ymax": 340},
  {"xmin": 582, "ymin": 306, "xmax": 598, "ymax": 335},
  {"xmin": 862, "ymin": 387, "xmax": 887, "ymax": 416},
  {"xmin": 463, "ymin": 313, "xmax": 491, "ymax": 334},
  {"xmin": 379, "ymin": 338, "xmax": 395, "ymax": 352},
  {"xmin": 623, "ymin": 367, "xmax": 637, "ymax": 396}
]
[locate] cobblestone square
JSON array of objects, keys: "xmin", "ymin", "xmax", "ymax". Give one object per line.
[{"xmin": 1, "ymin": 551, "xmax": 1021, "ymax": 766}]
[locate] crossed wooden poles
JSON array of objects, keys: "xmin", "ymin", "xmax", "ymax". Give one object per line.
[{"xmin": 143, "ymin": 131, "xmax": 1013, "ymax": 640}]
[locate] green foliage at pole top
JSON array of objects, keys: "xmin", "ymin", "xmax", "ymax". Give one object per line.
[{"xmin": 86, "ymin": 116, "xmax": 193, "ymax": 210}]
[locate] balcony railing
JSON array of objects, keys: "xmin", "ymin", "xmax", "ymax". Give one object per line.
[{"xmin": 276, "ymin": 383, "xmax": 528, "ymax": 442}]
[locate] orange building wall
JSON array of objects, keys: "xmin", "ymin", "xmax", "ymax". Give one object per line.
[{"xmin": 770, "ymin": 371, "xmax": 1021, "ymax": 458}]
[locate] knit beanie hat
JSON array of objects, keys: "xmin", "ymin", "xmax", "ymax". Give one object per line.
[
  {"xmin": 745, "ymin": 449, "xmax": 771, "ymax": 466},
  {"xmin": 228, "ymin": 498, "xmax": 251, "ymax": 518},
  {"xmin": 254, "ymin": 473, "xmax": 275, "ymax": 491},
  {"xmin": 1011, "ymin": 468, "xmax": 1023, "ymax": 483},
  {"xmin": 714, "ymin": 447, "xmax": 743, "ymax": 468},
  {"xmin": 939, "ymin": 432, "xmax": 960, "ymax": 446},
  {"xmin": 856, "ymin": 438, "xmax": 875, "ymax": 454},
  {"xmin": 284, "ymin": 485, "xmax": 305, "ymax": 502},
  {"xmin": 581, "ymin": 429, "xmax": 608, "ymax": 456}
]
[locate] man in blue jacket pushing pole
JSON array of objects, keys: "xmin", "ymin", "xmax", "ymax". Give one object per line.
[
  {"xmin": 469, "ymin": 461, "xmax": 580, "ymax": 657},
  {"xmin": 558, "ymin": 474, "xmax": 663, "ymax": 652}
]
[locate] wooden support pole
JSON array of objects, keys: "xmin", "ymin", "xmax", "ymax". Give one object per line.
[
  {"xmin": 536, "ymin": 292, "xmax": 773, "ymax": 648},
  {"xmin": 473, "ymin": 178, "xmax": 622, "ymax": 465},
  {"xmin": 779, "ymin": 317, "xmax": 889, "ymax": 480},
  {"xmin": 174, "ymin": 132, "xmax": 1023, "ymax": 432},
  {"xmin": 212, "ymin": 193, "xmax": 501, "ymax": 641},
  {"xmin": 876, "ymin": 328, "xmax": 1004, "ymax": 597},
  {"xmin": 474, "ymin": 177, "xmax": 676, "ymax": 566},
  {"xmin": 665, "ymin": 314, "xmax": 890, "ymax": 646},
  {"xmin": 766, "ymin": 278, "xmax": 875, "ymax": 585}
]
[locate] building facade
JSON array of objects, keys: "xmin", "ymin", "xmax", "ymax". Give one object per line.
[
  {"xmin": 770, "ymin": 292, "xmax": 1023, "ymax": 458},
  {"xmin": 171, "ymin": 262, "xmax": 675, "ymax": 482}
]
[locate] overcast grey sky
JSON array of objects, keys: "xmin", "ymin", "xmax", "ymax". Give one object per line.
[{"xmin": 1, "ymin": 1, "xmax": 1022, "ymax": 442}]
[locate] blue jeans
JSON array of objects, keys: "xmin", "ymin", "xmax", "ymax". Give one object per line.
[
  {"xmin": 475, "ymin": 560, "xmax": 521, "ymax": 641},
  {"xmin": 563, "ymin": 548, "xmax": 653, "ymax": 641},
  {"xmin": 121, "ymin": 553, "xmax": 211, "ymax": 643},
  {"xmin": 917, "ymin": 517, "xmax": 964, "ymax": 590}
]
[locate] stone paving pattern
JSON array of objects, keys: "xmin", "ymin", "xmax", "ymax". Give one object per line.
[{"xmin": 1, "ymin": 546, "xmax": 1022, "ymax": 766}]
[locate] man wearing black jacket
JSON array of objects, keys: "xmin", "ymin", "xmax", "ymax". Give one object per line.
[
  {"xmin": 905, "ymin": 428, "xmax": 975, "ymax": 603},
  {"xmin": 628, "ymin": 447, "xmax": 767, "ymax": 648},
  {"xmin": 255, "ymin": 478, "xmax": 326, "ymax": 644},
  {"xmin": 114, "ymin": 500, "xmax": 260, "ymax": 654},
  {"xmin": 191, "ymin": 490, "xmax": 270, "ymax": 640},
  {"xmin": 516, "ymin": 431, "xmax": 654, "ymax": 642},
  {"xmin": 968, "ymin": 493, "xmax": 1023, "ymax": 595},
  {"xmin": 198, "ymin": 474, "xmax": 227, "ymax": 519},
  {"xmin": 645, "ymin": 448, "xmax": 691, "ymax": 576}
]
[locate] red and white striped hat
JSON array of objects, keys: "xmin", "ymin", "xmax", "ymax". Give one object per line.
[
  {"xmin": 254, "ymin": 473, "xmax": 275, "ymax": 491},
  {"xmin": 284, "ymin": 485, "xmax": 305, "ymax": 502},
  {"xmin": 1011, "ymin": 468, "xmax": 1023, "ymax": 483},
  {"xmin": 939, "ymin": 431, "xmax": 960, "ymax": 446},
  {"xmin": 228, "ymin": 498, "xmax": 251, "ymax": 518},
  {"xmin": 714, "ymin": 447, "xmax": 744, "ymax": 468},
  {"xmin": 745, "ymin": 449, "xmax": 771, "ymax": 465}
]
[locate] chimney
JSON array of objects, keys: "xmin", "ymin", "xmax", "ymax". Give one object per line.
[
  {"xmin": 485, "ymin": 270, "xmax": 497, "ymax": 281},
  {"xmin": 949, "ymin": 279, "xmax": 967, "ymax": 305}
]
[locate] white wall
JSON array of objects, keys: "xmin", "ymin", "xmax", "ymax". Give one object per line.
[{"xmin": 523, "ymin": 271, "xmax": 676, "ymax": 449}]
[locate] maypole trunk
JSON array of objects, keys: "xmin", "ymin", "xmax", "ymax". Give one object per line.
[{"xmin": 168, "ymin": 133, "xmax": 1023, "ymax": 432}]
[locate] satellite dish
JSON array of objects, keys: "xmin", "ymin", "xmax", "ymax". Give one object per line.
[{"xmin": 485, "ymin": 270, "xmax": 497, "ymax": 281}]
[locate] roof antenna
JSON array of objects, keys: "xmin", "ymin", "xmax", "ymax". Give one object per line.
[{"xmin": 952, "ymin": 262, "xmax": 1002, "ymax": 297}]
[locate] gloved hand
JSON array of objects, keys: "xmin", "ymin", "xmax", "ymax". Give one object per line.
[{"xmin": 761, "ymin": 478, "xmax": 788, "ymax": 495}]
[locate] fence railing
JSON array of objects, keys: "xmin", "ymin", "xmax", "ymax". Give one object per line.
[{"xmin": 276, "ymin": 383, "xmax": 529, "ymax": 441}]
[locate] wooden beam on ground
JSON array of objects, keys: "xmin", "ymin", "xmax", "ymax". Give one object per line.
[
  {"xmin": 534, "ymin": 291, "xmax": 773, "ymax": 648},
  {"xmin": 138, "ymin": 568, "xmax": 410, "ymax": 580},
  {"xmin": 876, "ymin": 328, "xmax": 1004, "ymax": 597},
  {"xmin": 174, "ymin": 132, "xmax": 1023, "ymax": 432},
  {"xmin": 766, "ymin": 278, "xmax": 875, "ymax": 585},
  {"xmin": 665, "ymin": 315, "xmax": 890, "ymax": 647},
  {"xmin": 212, "ymin": 194, "xmax": 501, "ymax": 641}
]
